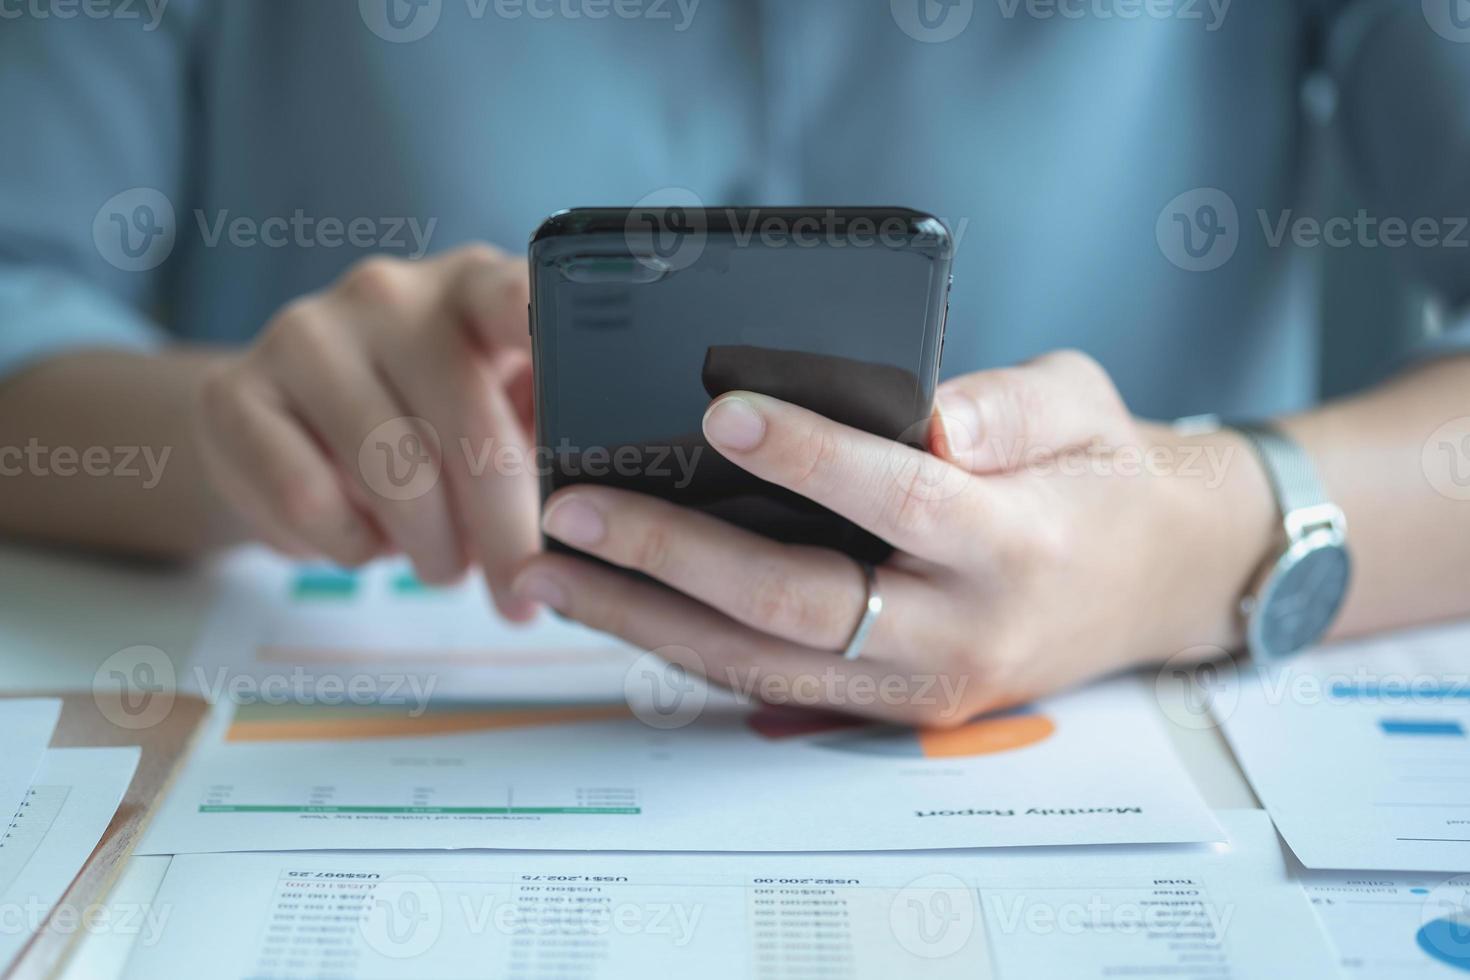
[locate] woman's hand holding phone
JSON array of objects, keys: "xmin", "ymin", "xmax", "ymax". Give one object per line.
[
  {"xmin": 194, "ymin": 244, "xmax": 544, "ymax": 621},
  {"xmin": 512, "ymin": 350, "xmax": 1278, "ymax": 726}
]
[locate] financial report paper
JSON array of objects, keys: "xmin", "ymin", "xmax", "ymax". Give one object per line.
[
  {"xmin": 0, "ymin": 699, "xmax": 61, "ymax": 833},
  {"xmin": 183, "ymin": 550, "xmax": 640, "ymax": 703},
  {"xmin": 1302, "ymin": 866, "xmax": 1470, "ymax": 978},
  {"xmin": 0, "ymin": 747, "xmax": 140, "ymax": 973},
  {"xmin": 1220, "ymin": 620, "xmax": 1470, "ymax": 872},
  {"xmin": 137, "ymin": 676, "xmax": 1221, "ymax": 854},
  {"xmin": 143, "ymin": 553, "xmax": 1221, "ymax": 854},
  {"xmin": 122, "ymin": 810, "xmax": 1336, "ymax": 980}
]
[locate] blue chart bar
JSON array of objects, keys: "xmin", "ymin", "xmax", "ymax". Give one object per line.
[
  {"xmin": 1379, "ymin": 719, "xmax": 1466, "ymax": 737},
  {"xmin": 1331, "ymin": 682, "xmax": 1470, "ymax": 700}
]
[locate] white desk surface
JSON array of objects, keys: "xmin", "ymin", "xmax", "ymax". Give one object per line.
[{"xmin": 0, "ymin": 541, "xmax": 1257, "ymax": 980}]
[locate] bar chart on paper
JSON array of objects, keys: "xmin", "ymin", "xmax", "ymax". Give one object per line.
[
  {"xmin": 137, "ymin": 679, "xmax": 1223, "ymax": 855},
  {"xmin": 1222, "ymin": 622, "xmax": 1470, "ymax": 871},
  {"xmin": 184, "ymin": 550, "xmax": 641, "ymax": 702},
  {"xmin": 264, "ymin": 560, "xmax": 632, "ymax": 666},
  {"xmin": 206, "ymin": 702, "xmax": 645, "ymax": 817}
]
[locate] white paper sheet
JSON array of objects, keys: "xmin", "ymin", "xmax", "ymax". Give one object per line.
[
  {"xmin": 122, "ymin": 810, "xmax": 1335, "ymax": 980},
  {"xmin": 184, "ymin": 549, "xmax": 641, "ymax": 704},
  {"xmin": 0, "ymin": 747, "xmax": 141, "ymax": 973},
  {"xmin": 1302, "ymin": 867, "xmax": 1470, "ymax": 977},
  {"xmin": 0, "ymin": 698, "xmax": 61, "ymax": 829},
  {"xmin": 1220, "ymin": 620, "xmax": 1470, "ymax": 872},
  {"xmin": 137, "ymin": 674, "xmax": 1221, "ymax": 855}
]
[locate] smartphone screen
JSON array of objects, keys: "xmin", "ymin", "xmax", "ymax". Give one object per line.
[{"xmin": 530, "ymin": 208, "xmax": 952, "ymax": 564}]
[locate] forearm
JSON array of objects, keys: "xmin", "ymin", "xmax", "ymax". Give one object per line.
[
  {"xmin": 1279, "ymin": 354, "xmax": 1470, "ymax": 639},
  {"xmin": 0, "ymin": 348, "xmax": 246, "ymax": 559}
]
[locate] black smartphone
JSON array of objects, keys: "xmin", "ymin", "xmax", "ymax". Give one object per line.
[{"xmin": 528, "ymin": 206, "xmax": 953, "ymax": 565}]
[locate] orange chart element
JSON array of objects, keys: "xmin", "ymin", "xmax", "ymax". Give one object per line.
[
  {"xmin": 225, "ymin": 701, "xmax": 631, "ymax": 743},
  {"xmin": 746, "ymin": 706, "xmax": 1056, "ymax": 759},
  {"xmin": 913, "ymin": 713, "xmax": 1056, "ymax": 758}
]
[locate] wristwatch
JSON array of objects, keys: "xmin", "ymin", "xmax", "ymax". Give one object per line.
[{"xmin": 1230, "ymin": 423, "xmax": 1352, "ymax": 660}]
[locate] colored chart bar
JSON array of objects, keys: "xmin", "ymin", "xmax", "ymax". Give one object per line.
[
  {"xmin": 290, "ymin": 568, "xmax": 359, "ymax": 600},
  {"xmin": 390, "ymin": 570, "xmax": 435, "ymax": 594},
  {"xmin": 197, "ymin": 805, "xmax": 640, "ymax": 815},
  {"xmin": 1379, "ymin": 719, "xmax": 1465, "ymax": 737},
  {"xmin": 225, "ymin": 700, "xmax": 633, "ymax": 743},
  {"xmin": 1330, "ymin": 682, "xmax": 1470, "ymax": 700}
]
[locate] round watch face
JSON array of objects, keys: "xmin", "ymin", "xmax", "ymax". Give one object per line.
[{"xmin": 1250, "ymin": 535, "xmax": 1351, "ymax": 659}]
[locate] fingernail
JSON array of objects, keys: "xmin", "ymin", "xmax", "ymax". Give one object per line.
[
  {"xmin": 936, "ymin": 392, "xmax": 977, "ymax": 460},
  {"xmin": 542, "ymin": 495, "xmax": 607, "ymax": 548},
  {"xmin": 497, "ymin": 595, "xmax": 540, "ymax": 623},
  {"xmin": 703, "ymin": 395, "xmax": 766, "ymax": 452},
  {"xmin": 512, "ymin": 571, "xmax": 568, "ymax": 611}
]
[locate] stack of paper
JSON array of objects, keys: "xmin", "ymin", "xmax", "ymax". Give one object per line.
[
  {"xmin": 0, "ymin": 700, "xmax": 60, "ymax": 828},
  {"xmin": 128, "ymin": 550, "xmax": 1470, "ymax": 978},
  {"xmin": 1219, "ymin": 621, "xmax": 1470, "ymax": 977},
  {"xmin": 0, "ymin": 700, "xmax": 139, "ymax": 974}
]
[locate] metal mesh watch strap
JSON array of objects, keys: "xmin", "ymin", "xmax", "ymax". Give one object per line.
[{"xmin": 1231, "ymin": 423, "xmax": 1331, "ymax": 524}]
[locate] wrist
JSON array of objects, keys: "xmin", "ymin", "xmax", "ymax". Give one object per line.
[{"xmin": 1144, "ymin": 423, "xmax": 1279, "ymax": 656}]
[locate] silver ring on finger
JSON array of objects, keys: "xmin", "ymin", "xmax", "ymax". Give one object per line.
[{"xmin": 840, "ymin": 560, "xmax": 884, "ymax": 661}]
